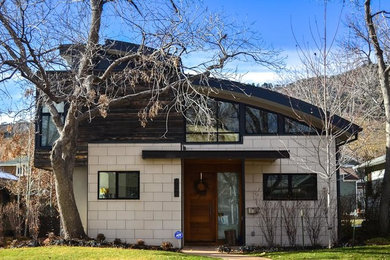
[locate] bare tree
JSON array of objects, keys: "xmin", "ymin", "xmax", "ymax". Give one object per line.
[
  {"xmin": 278, "ymin": 0, "xmax": 378, "ymax": 248},
  {"xmin": 0, "ymin": 0, "xmax": 281, "ymax": 238},
  {"xmin": 363, "ymin": 0, "xmax": 390, "ymax": 235},
  {"xmin": 258, "ymin": 201, "xmax": 279, "ymax": 247},
  {"xmin": 303, "ymin": 194, "xmax": 326, "ymax": 247},
  {"xmin": 281, "ymin": 201, "xmax": 301, "ymax": 247},
  {"xmin": 0, "ymin": 122, "xmax": 57, "ymax": 238}
]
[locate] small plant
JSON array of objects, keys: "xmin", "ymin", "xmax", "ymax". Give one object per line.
[
  {"xmin": 217, "ymin": 245, "xmax": 232, "ymax": 253},
  {"xmin": 96, "ymin": 233, "xmax": 105, "ymax": 242},
  {"xmin": 136, "ymin": 239, "xmax": 145, "ymax": 246},
  {"xmin": 365, "ymin": 237, "xmax": 390, "ymax": 245},
  {"xmin": 4, "ymin": 201, "xmax": 24, "ymax": 238},
  {"xmin": 161, "ymin": 241, "xmax": 173, "ymax": 251},
  {"xmin": 258, "ymin": 201, "xmax": 279, "ymax": 247},
  {"xmin": 282, "ymin": 201, "xmax": 301, "ymax": 247},
  {"xmin": 28, "ymin": 201, "xmax": 41, "ymax": 241},
  {"xmin": 113, "ymin": 238, "xmax": 122, "ymax": 246}
]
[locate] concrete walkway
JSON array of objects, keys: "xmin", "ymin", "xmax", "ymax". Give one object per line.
[{"xmin": 182, "ymin": 246, "xmax": 270, "ymax": 260}]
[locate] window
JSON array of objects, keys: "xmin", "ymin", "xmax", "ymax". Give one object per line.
[
  {"xmin": 185, "ymin": 99, "xmax": 240, "ymax": 142},
  {"xmin": 98, "ymin": 171, "xmax": 140, "ymax": 199},
  {"xmin": 245, "ymin": 106, "xmax": 278, "ymax": 134},
  {"xmin": 284, "ymin": 117, "xmax": 316, "ymax": 134},
  {"xmin": 40, "ymin": 102, "xmax": 65, "ymax": 147},
  {"xmin": 263, "ymin": 174, "xmax": 317, "ymax": 200}
]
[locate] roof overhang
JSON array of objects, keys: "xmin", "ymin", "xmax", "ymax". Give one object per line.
[
  {"xmin": 0, "ymin": 171, "xmax": 18, "ymax": 181},
  {"xmin": 142, "ymin": 150, "xmax": 290, "ymax": 160}
]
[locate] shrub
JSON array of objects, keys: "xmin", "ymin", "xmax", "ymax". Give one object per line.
[
  {"xmin": 136, "ymin": 239, "xmax": 145, "ymax": 246},
  {"xmin": 365, "ymin": 237, "xmax": 390, "ymax": 245},
  {"xmin": 96, "ymin": 233, "xmax": 105, "ymax": 242},
  {"xmin": 161, "ymin": 241, "xmax": 173, "ymax": 250},
  {"xmin": 113, "ymin": 238, "xmax": 122, "ymax": 246}
]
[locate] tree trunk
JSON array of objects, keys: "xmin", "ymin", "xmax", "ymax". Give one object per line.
[
  {"xmin": 375, "ymin": 71, "xmax": 390, "ymax": 235},
  {"xmin": 379, "ymin": 95, "xmax": 390, "ymax": 234},
  {"xmin": 365, "ymin": 0, "xmax": 390, "ymax": 235},
  {"xmin": 50, "ymin": 104, "xmax": 86, "ymax": 239}
]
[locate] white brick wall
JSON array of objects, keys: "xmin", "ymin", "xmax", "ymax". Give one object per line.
[
  {"xmin": 88, "ymin": 143, "xmax": 182, "ymax": 245},
  {"xmin": 87, "ymin": 135, "xmax": 337, "ymax": 247},
  {"xmin": 243, "ymin": 136, "xmax": 337, "ymax": 247}
]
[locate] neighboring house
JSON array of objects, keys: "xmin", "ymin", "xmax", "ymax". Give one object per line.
[
  {"xmin": 354, "ymin": 155, "xmax": 385, "ymax": 217},
  {"xmin": 339, "ymin": 166, "xmax": 361, "ymax": 214},
  {"xmin": 0, "ymin": 158, "xmax": 20, "ymax": 237},
  {"xmin": 33, "ymin": 40, "xmax": 361, "ymax": 247},
  {"xmin": 0, "ymin": 156, "xmax": 29, "ymax": 177}
]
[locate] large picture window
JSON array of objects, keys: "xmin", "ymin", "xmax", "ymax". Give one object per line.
[
  {"xmin": 98, "ymin": 171, "xmax": 140, "ymax": 199},
  {"xmin": 185, "ymin": 99, "xmax": 240, "ymax": 142},
  {"xmin": 245, "ymin": 106, "xmax": 278, "ymax": 134},
  {"xmin": 263, "ymin": 174, "xmax": 317, "ymax": 200}
]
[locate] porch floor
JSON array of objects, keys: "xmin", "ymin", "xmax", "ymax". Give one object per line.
[{"xmin": 181, "ymin": 246, "xmax": 270, "ymax": 260}]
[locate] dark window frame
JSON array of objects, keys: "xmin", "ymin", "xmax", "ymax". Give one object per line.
[
  {"xmin": 283, "ymin": 116, "xmax": 318, "ymax": 135},
  {"xmin": 97, "ymin": 171, "xmax": 140, "ymax": 200},
  {"xmin": 244, "ymin": 104, "xmax": 319, "ymax": 136},
  {"xmin": 38, "ymin": 103, "xmax": 66, "ymax": 149},
  {"xmin": 263, "ymin": 173, "xmax": 317, "ymax": 201},
  {"xmin": 185, "ymin": 98, "xmax": 242, "ymax": 144}
]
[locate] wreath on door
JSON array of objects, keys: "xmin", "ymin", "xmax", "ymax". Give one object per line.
[{"xmin": 194, "ymin": 179, "xmax": 208, "ymax": 195}]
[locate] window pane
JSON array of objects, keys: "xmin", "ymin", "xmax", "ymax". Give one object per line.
[
  {"xmin": 99, "ymin": 172, "xmax": 116, "ymax": 199},
  {"xmin": 41, "ymin": 115, "xmax": 60, "ymax": 146},
  {"xmin": 245, "ymin": 107, "xmax": 277, "ymax": 134},
  {"xmin": 118, "ymin": 172, "xmax": 139, "ymax": 199},
  {"xmin": 264, "ymin": 174, "xmax": 289, "ymax": 200},
  {"xmin": 98, "ymin": 171, "xmax": 140, "ymax": 199},
  {"xmin": 185, "ymin": 102, "xmax": 217, "ymax": 133},
  {"xmin": 42, "ymin": 102, "xmax": 65, "ymax": 113},
  {"xmin": 217, "ymin": 172, "xmax": 240, "ymax": 239},
  {"xmin": 185, "ymin": 98, "xmax": 240, "ymax": 143},
  {"xmin": 186, "ymin": 133, "xmax": 217, "ymax": 142},
  {"xmin": 285, "ymin": 118, "xmax": 316, "ymax": 134},
  {"xmin": 218, "ymin": 101, "xmax": 239, "ymax": 132},
  {"xmin": 291, "ymin": 174, "xmax": 317, "ymax": 200},
  {"xmin": 259, "ymin": 110, "xmax": 277, "ymax": 133},
  {"xmin": 218, "ymin": 133, "xmax": 239, "ymax": 142}
]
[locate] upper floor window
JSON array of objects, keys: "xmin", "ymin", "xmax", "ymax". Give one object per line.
[
  {"xmin": 245, "ymin": 106, "xmax": 278, "ymax": 134},
  {"xmin": 263, "ymin": 174, "xmax": 317, "ymax": 200},
  {"xmin": 185, "ymin": 99, "xmax": 240, "ymax": 143},
  {"xmin": 40, "ymin": 102, "xmax": 64, "ymax": 147},
  {"xmin": 284, "ymin": 117, "xmax": 317, "ymax": 134}
]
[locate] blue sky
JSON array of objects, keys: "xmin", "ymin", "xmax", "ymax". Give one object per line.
[
  {"xmin": 1, "ymin": 0, "xmax": 390, "ymax": 123},
  {"xmin": 200, "ymin": 0, "xmax": 390, "ymax": 83}
]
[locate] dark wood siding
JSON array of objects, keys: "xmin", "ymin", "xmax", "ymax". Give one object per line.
[{"xmin": 34, "ymin": 99, "xmax": 185, "ymax": 170}]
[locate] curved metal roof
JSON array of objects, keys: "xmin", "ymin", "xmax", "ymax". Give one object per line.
[{"xmin": 193, "ymin": 77, "xmax": 362, "ymax": 139}]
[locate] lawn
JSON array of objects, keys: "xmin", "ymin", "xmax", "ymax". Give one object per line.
[
  {"xmin": 257, "ymin": 245, "xmax": 390, "ymax": 259},
  {"xmin": 0, "ymin": 246, "xmax": 213, "ymax": 260}
]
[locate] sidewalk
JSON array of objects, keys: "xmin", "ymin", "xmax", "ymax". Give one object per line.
[{"xmin": 182, "ymin": 246, "xmax": 270, "ymax": 260}]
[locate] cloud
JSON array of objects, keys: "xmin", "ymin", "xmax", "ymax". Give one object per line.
[
  {"xmin": 239, "ymin": 71, "xmax": 280, "ymax": 84},
  {"xmin": 0, "ymin": 113, "xmax": 17, "ymax": 124}
]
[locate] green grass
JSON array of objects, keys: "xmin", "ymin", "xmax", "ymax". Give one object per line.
[
  {"xmin": 255, "ymin": 245, "xmax": 390, "ymax": 259},
  {"xmin": 0, "ymin": 246, "xmax": 213, "ymax": 260}
]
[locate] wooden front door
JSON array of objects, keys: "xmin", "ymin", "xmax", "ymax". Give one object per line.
[
  {"xmin": 184, "ymin": 170, "xmax": 217, "ymax": 242},
  {"xmin": 184, "ymin": 160, "xmax": 242, "ymax": 244}
]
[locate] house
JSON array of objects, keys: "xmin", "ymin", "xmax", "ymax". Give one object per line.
[
  {"xmin": 0, "ymin": 156, "xmax": 29, "ymax": 178},
  {"xmin": 34, "ymin": 40, "xmax": 361, "ymax": 247},
  {"xmin": 354, "ymin": 155, "xmax": 385, "ymax": 218},
  {"xmin": 339, "ymin": 166, "xmax": 361, "ymax": 215}
]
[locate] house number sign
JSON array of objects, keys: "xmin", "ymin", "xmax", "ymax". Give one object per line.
[{"xmin": 174, "ymin": 231, "xmax": 183, "ymax": 239}]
